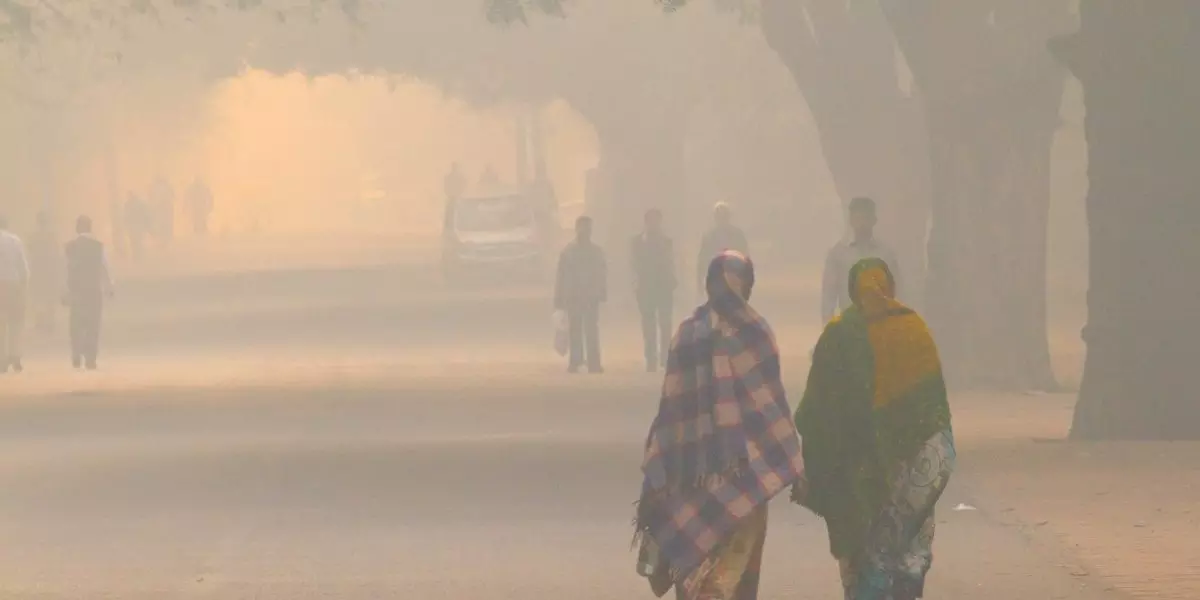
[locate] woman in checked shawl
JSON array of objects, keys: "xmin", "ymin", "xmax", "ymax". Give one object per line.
[
  {"xmin": 793, "ymin": 258, "xmax": 955, "ymax": 600},
  {"xmin": 636, "ymin": 251, "xmax": 805, "ymax": 600}
]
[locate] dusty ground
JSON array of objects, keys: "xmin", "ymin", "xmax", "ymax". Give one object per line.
[
  {"xmin": 0, "ymin": 368, "xmax": 1124, "ymax": 600},
  {"xmin": 955, "ymin": 393, "xmax": 1200, "ymax": 600},
  {"xmin": 0, "ymin": 246, "xmax": 1179, "ymax": 599}
]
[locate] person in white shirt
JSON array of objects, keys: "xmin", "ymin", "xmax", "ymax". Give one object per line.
[
  {"xmin": 821, "ymin": 197, "xmax": 903, "ymax": 324},
  {"xmin": 0, "ymin": 215, "xmax": 30, "ymax": 373}
]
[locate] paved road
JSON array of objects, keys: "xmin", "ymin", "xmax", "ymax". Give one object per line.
[
  {"xmin": 0, "ymin": 363, "xmax": 1120, "ymax": 600},
  {"xmin": 0, "ymin": 264, "xmax": 1120, "ymax": 599}
]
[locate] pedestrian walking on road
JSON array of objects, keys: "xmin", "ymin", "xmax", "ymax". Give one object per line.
[
  {"xmin": 635, "ymin": 251, "xmax": 804, "ymax": 600},
  {"xmin": 631, "ymin": 208, "xmax": 676, "ymax": 372},
  {"xmin": 553, "ymin": 216, "xmax": 607, "ymax": 374},
  {"xmin": 64, "ymin": 216, "xmax": 114, "ymax": 370},
  {"xmin": 794, "ymin": 258, "xmax": 954, "ymax": 600},
  {"xmin": 0, "ymin": 215, "xmax": 29, "ymax": 373},
  {"xmin": 695, "ymin": 203, "xmax": 749, "ymax": 296}
]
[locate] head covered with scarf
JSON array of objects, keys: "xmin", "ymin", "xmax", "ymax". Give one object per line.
[
  {"xmin": 794, "ymin": 257, "xmax": 951, "ymax": 557},
  {"xmin": 848, "ymin": 257, "xmax": 898, "ymax": 318},
  {"xmin": 637, "ymin": 251, "xmax": 805, "ymax": 583},
  {"xmin": 705, "ymin": 249, "xmax": 756, "ymax": 322}
]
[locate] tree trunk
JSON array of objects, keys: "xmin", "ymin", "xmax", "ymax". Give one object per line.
[
  {"xmin": 923, "ymin": 101, "xmax": 1060, "ymax": 390},
  {"xmin": 883, "ymin": 1, "xmax": 1073, "ymax": 390},
  {"xmin": 1055, "ymin": 1, "xmax": 1200, "ymax": 439},
  {"xmin": 571, "ymin": 112, "xmax": 688, "ymax": 302},
  {"xmin": 585, "ymin": 109, "xmax": 689, "ymax": 252},
  {"xmin": 761, "ymin": 0, "xmax": 930, "ymax": 305}
]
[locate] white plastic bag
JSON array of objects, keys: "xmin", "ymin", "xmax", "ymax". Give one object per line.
[{"xmin": 552, "ymin": 310, "xmax": 569, "ymax": 357}]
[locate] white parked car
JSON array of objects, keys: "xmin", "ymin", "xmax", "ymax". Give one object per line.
[{"xmin": 441, "ymin": 190, "xmax": 548, "ymax": 284}]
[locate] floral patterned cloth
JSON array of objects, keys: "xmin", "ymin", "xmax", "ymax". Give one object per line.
[{"xmin": 839, "ymin": 429, "xmax": 956, "ymax": 600}]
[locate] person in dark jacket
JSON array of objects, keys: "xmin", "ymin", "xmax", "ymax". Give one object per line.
[
  {"xmin": 64, "ymin": 216, "xmax": 114, "ymax": 370},
  {"xmin": 696, "ymin": 203, "xmax": 749, "ymax": 293},
  {"xmin": 554, "ymin": 216, "xmax": 607, "ymax": 373},
  {"xmin": 631, "ymin": 208, "xmax": 676, "ymax": 372}
]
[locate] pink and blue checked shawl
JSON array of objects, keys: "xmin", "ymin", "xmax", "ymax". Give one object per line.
[{"xmin": 636, "ymin": 252, "xmax": 805, "ymax": 583}]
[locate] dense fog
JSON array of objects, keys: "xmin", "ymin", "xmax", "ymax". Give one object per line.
[{"xmin": 0, "ymin": 2, "xmax": 1193, "ymax": 599}]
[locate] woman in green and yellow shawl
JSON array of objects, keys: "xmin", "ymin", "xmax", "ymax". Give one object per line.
[{"xmin": 793, "ymin": 258, "xmax": 955, "ymax": 600}]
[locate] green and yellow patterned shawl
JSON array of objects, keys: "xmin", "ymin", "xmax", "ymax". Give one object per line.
[{"xmin": 794, "ymin": 258, "xmax": 952, "ymax": 558}]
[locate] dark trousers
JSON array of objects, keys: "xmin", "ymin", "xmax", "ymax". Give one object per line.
[
  {"xmin": 69, "ymin": 299, "xmax": 103, "ymax": 366},
  {"xmin": 637, "ymin": 292, "xmax": 673, "ymax": 369},
  {"xmin": 567, "ymin": 304, "xmax": 601, "ymax": 371}
]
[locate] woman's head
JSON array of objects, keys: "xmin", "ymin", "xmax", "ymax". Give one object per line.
[
  {"xmin": 848, "ymin": 258, "xmax": 896, "ymax": 317},
  {"xmin": 706, "ymin": 250, "xmax": 755, "ymax": 312}
]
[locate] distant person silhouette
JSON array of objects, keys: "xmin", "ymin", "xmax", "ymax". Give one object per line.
[
  {"xmin": 820, "ymin": 196, "xmax": 902, "ymax": 324},
  {"xmin": 696, "ymin": 202, "xmax": 749, "ymax": 293},
  {"xmin": 630, "ymin": 208, "xmax": 676, "ymax": 372},
  {"xmin": 554, "ymin": 216, "xmax": 607, "ymax": 374},
  {"xmin": 64, "ymin": 216, "xmax": 114, "ymax": 370}
]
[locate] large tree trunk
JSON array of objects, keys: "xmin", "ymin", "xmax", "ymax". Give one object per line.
[
  {"xmin": 568, "ymin": 98, "xmax": 689, "ymax": 301},
  {"xmin": 761, "ymin": 0, "xmax": 930, "ymax": 306},
  {"xmin": 574, "ymin": 102, "xmax": 689, "ymax": 254},
  {"xmin": 922, "ymin": 99, "xmax": 1060, "ymax": 389},
  {"xmin": 883, "ymin": 0, "xmax": 1073, "ymax": 390},
  {"xmin": 592, "ymin": 117, "xmax": 688, "ymax": 245},
  {"xmin": 1054, "ymin": 1, "xmax": 1200, "ymax": 440}
]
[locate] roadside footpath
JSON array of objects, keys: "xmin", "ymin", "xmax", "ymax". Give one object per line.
[{"xmin": 952, "ymin": 392, "xmax": 1200, "ymax": 600}]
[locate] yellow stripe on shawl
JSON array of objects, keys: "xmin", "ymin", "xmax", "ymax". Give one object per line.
[
  {"xmin": 867, "ymin": 308, "xmax": 941, "ymax": 408},
  {"xmin": 850, "ymin": 262, "xmax": 941, "ymax": 408}
]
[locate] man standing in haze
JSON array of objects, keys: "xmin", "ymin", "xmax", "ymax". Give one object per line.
[
  {"xmin": 186, "ymin": 177, "xmax": 214, "ymax": 236},
  {"xmin": 821, "ymin": 196, "xmax": 903, "ymax": 323},
  {"xmin": 27, "ymin": 211, "xmax": 62, "ymax": 334},
  {"xmin": 554, "ymin": 216, "xmax": 607, "ymax": 374},
  {"xmin": 0, "ymin": 216, "xmax": 29, "ymax": 373},
  {"xmin": 631, "ymin": 208, "xmax": 676, "ymax": 372},
  {"xmin": 696, "ymin": 202, "xmax": 749, "ymax": 294},
  {"xmin": 64, "ymin": 216, "xmax": 114, "ymax": 370}
]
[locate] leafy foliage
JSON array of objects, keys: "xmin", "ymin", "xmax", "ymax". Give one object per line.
[
  {"xmin": 483, "ymin": 0, "xmax": 754, "ymax": 25},
  {"xmin": 0, "ymin": 0, "xmax": 360, "ymax": 49},
  {"xmin": 486, "ymin": 0, "xmax": 568, "ymax": 26},
  {"xmin": 0, "ymin": 0, "xmax": 361, "ymax": 109}
]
